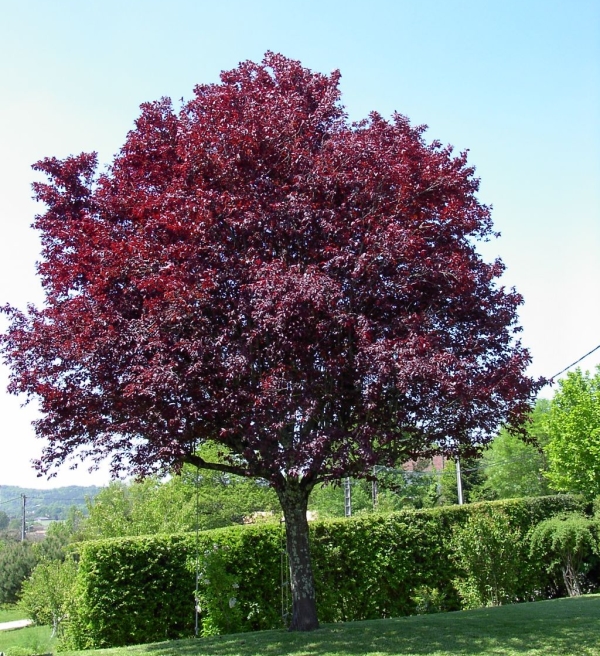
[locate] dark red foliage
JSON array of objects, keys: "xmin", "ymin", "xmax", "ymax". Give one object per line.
[{"xmin": 2, "ymin": 53, "xmax": 538, "ymax": 486}]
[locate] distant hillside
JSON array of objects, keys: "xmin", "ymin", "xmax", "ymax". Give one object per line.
[{"xmin": 0, "ymin": 485, "xmax": 104, "ymax": 520}]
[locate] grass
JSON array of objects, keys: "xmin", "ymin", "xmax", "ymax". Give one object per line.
[
  {"xmin": 60, "ymin": 594, "xmax": 600, "ymax": 656},
  {"xmin": 0, "ymin": 605, "xmax": 28, "ymax": 623},
  {"xmin": 0, "ymin": 605, "xmax": 54, "ymax": 656},
  {"xmin": 0, "ymin": 624, "xmax": 54, "ymax": 656}
]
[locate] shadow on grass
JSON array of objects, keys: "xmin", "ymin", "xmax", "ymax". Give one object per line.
[{"xmin": 137, "ymin": 596, "xmax": 600, "ymax": 656}]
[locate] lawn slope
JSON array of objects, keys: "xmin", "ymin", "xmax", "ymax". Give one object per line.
[
  {"xmin": 0, "ymin": 607, "xmax": 28, "ymax": 623},
  {"xmin": 62, "ymin": 594, "xmax": 600, "ymax": 656}
]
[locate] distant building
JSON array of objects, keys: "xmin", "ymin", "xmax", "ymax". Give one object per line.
[{"xmin": 402, "ymin": 455, "xmax": 445, "ymax": 473}]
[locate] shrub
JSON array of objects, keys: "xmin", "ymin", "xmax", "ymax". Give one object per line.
[
  {"xmin": 450, "ymin": 511, "xmax": 523, "ymax": 607},
  {"xmin": 530, "ymin": 513, "xmax": 599, "ymax": 596},
  {"xmin": 19, "ymin": 557, "xmax": 78, "ymax": 639},
  {"xmin": 196, "ymin": 543, "xmax": 244, "ymax": 636},
  {"xmin": 410, "ymin": 586, "xmax": 448, "ymax": 614},
  {"xmin": 64, "ymin": 534, "xmax": 200, "ymax": 650}
]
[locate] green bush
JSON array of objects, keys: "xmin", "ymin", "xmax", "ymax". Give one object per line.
[
  {"xmin": 410, "ymin": 585, "xmax": 448, "ymax": 614},
  {"xmin": 530, "ymin": 513, "xmax": 599, "ymax": 596},
  {"xmin": 63, "ymin": 494, "xmax": 583, "ymax": 649},
  {"xmin": 450, "ymin": 511, "xmax": 523, "ymax": 607},
  {"xmin": 310, "ymin": 509, "xmax": 460, "ymax": 621},
  {"xmin": 65, "ymin": 534, "xmax": 202, "ymax": 650},
  {"xmin": 196, "ymin": 543, "xmax": 245, "ymax": 636},
  {"xmin": 311, "ymin": 495, "xmax": 582, "ymax": 622},
  {"xmin": 19, "ymin": 557, "xmax": 78, "ymax": 639}
]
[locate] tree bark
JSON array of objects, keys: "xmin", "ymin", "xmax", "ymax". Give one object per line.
[{"xmin": 277, "ymin": 479, "xmax": 319, "ymax": 631}]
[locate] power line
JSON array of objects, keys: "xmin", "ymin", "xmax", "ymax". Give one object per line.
[
  {"xmin": 0, "ymin": 496, "xmax": 22, "ymax": 506},
  {"xmin": 547, "ymin": 343, "xmax": 600, "ymax": 382},
  {"xmin": 461, "ymin": 453, "xmax": 540, "ymax": 473},
  {"xmin": 26, "ymin": 497, "xmax": 90, "ymax": 502}
]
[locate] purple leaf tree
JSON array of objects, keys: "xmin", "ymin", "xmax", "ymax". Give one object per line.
[{"xmin": 1, "ymin": 53, "xmax": 540, "ymax": 631}]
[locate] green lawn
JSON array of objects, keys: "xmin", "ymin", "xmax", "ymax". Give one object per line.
[
  {"xmin": 0, "ymin": 624, "xmax": 54, "ymax": 656},
  {"xmin": 0, "ymin": 606, "xmax": 28, "ymax": 623},
  {"xmin": 61, "ymin": 595, "xmax": 600, "ymax": 656}
]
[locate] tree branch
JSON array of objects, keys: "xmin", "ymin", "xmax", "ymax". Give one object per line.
[{"xmin": 182, "ymin": 452, "xmax": 249, "ymax": 478}]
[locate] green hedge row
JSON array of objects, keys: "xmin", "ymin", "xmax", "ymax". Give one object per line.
[
  {"xmin": 311, "ymin": 495, "xmax": 585, "ymax": 622},
  {"xmin": 65, "ymin": 494, "xmax": 584, "ymax": 649}
]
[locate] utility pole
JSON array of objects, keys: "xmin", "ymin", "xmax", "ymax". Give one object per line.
[
  {"xmin": 455, "ymin": 457, "xmax": 464, "ymax": 505},
  {"xmin": 21, "ymin": 494, "xmax": 27, "ymax": 541},
  {"xmin": 344, "ymin": 477, "xmax": 352, "ymax": 517},
  {"xmin": 371, "ymin": 471, "xmax": 378, "ymax": 511}
]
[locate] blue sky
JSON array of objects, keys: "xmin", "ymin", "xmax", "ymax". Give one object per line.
[{"xmin": 0, "ymin": 0, "xmax": 598, "ymax": 488}]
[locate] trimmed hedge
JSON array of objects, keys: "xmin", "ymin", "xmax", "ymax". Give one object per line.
[
  {"xmin": 311, "ymin": 495, "xmax": 585, "ymax": 622},
  {"xmin": 65, "ymin": 526, "xmax": 283, "ymax": 649},
  {"xmin": 64, "ymin": 494, "xmax": 584, "ymax": 649}
]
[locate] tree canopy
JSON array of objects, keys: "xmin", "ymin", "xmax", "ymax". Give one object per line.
[
  {"xmin": 476, "ymin": 399, "xmax": 554, "ymax": 500},
  {"xmin": 1, "ymin": 53, "xmax": 539, "ymax": 630},
  {"xmin": 79, "ymin": 456, "xmax": 280, "ymax": 540},
  {"xmin": 544, "ymin": 367, "xmax": 600, "ymax": 498}
]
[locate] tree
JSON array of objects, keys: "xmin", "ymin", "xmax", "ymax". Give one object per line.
[
  {"xmin": 19, "ymin": 557, "xmax": 78, "ymax": 638},
  {"xmin": 0, "ymin": 540, "xmax": 38, "ymax": 604},
  {"xmin": 308, "ymin": 479, "xmax": 374, "ymax": 517},
  {"xmin": 0, "ymin": 510, "xmax": 9, "ymax": 531},
  {"xmin": 1, "ymin": 53, "xmax": 539, "ymax": 630},
  {"xmin": 371, "ymin": 461, "xmax": 441, "ymax": 510},
  {"xmin": 476, "ymin": 399, "xmax": 554, "ymax": 500},
  {"xmin": 80, "ymin": 479, "xmax": 186, "ymax": 539},
  {"xmin": 439, "ymin": 455, "xmax": 485, "ymax": 505},
  {"xmin": 544, "ymin": 367, "xmax": 600, "ymax": 498},
  {"xmin": 80, "ymin": 457, "xmax": 280, "ymax": 540}
]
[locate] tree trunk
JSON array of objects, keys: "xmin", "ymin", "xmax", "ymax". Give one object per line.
[
  {"xmin": 563, "ymin": 556, "xmax": 582, "ymax": 597},
  {"xmin": 277, "ymin": 480, "xmax": 319, "ymax": 631}
]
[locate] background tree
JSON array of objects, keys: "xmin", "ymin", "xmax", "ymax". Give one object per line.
[
  {"xmin": 80, "ymin": 454, "xmax": 280, "ymax": 540},
  {"xmin": 79, "ymin": 479, "xmax": 186, "ymax": 539},
  {"xmin": 308, "ymin": 480, "xmax": 374, "ymax": 518},
  {"xmin": 1, "ymin": 53, "xmax": 539, "ymax": 630},
  {"xmin": 0, "ymin": 510, "xmax": 9, "ymax": 531},
  {"xmin": 544, "ymin": 368, "xmax": 600, "ymax": 498},
  {"xmin": 439, "ymin": 455, "xmax": 485, "ymax": 505},
  {"xmin": 0, "ymin": 540, "xmax": 38, "ymax": 604},
  {"xmin": 371, "ymin": 461, "xmax": 441, "ymax": 510},
  {"xmin": 475, "ymin": 399, "xmax": 553, "ymax": 500}
]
